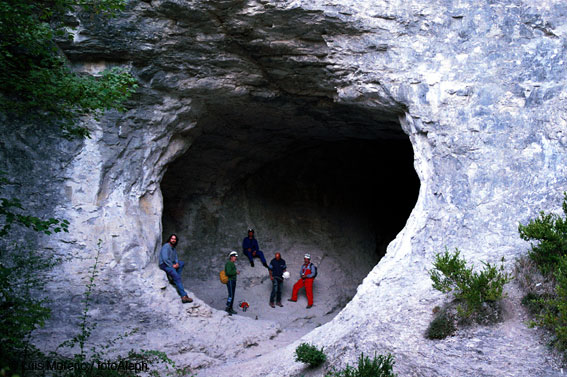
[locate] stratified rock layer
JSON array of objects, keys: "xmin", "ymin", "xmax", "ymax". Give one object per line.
[{"xmin": 2, "ymin": 0, "xmax": 567, "ymax": 376}]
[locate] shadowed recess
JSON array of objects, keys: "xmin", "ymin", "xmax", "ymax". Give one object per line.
[{"xmin": 159, "ymin": 97, "xmax": 419, "ymax": 332}]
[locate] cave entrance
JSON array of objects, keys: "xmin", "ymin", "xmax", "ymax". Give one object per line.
[{"xmin": 160, "ymin": 99, "xmax": 419, "ymax": 337}]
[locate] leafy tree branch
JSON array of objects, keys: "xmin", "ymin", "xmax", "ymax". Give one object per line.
[{"xmin": 0, "ymin": 0, "xmax": 138, "ymax": 138}]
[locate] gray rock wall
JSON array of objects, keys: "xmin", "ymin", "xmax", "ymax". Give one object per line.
[{"xmin": 2, "ymin": 0, "xmax": 567, "ymax": 375}]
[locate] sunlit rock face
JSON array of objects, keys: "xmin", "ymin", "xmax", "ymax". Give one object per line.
[{"xmin": 2, "ymin": 0, "xmax": 567, "ymax": 375}]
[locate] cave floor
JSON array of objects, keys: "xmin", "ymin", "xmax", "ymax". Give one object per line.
[{"xmin": 185, "ymin": 244, "xmax": 353, "ymax": 344}]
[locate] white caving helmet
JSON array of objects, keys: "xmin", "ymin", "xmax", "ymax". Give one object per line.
[
  {"xmin": 282, "ymin": 271, "xmax": 290, "ymax": 279},
  {"xmin": 229, "ymin": 251, "xmax": 238, "ymax": 257},
  {"xmin": 304, "ymin": 253, "xmax": 311, "ymax": 260}
]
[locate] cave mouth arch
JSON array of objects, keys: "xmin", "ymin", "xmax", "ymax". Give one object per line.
[{"xmin": 160, "ymin": 97, "xmax": 419, "ymax": 336}]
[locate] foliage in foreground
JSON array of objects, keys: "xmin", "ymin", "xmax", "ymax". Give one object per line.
[
  {"xmin": 429, "ymin": 248, "xmax": 510, "ymax": 319},
  {"xmin": 295, "ymin": 343, "xmax": 327, "ymax": 368},
  {"xmin": 518, "ymin": 193, "xmax": 567, "ymax": 355},
  {"xmin": 0, "ymin": 175, "xmax": 70, "ymax": 236},
  {"xmin": 519, "ymin": 192, "xmax": 567, "ymax": 275},
  {"xmin": 0, "ymin": 245, "xmax": 57, "ymax": 374},
  {"xmin": 0, "ymin": 0, "xmax": 138, "ymax": 137},
  {"xmin": 520, "ymin": 256, "xmax": 567, "ymax": 353},
  {"xmin": 325, "ymin": 353, "xmax": 396, "ymax": 377}
]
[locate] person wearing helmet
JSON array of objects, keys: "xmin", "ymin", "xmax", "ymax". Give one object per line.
[
  {"xmin": 288, "ymin": 253, "xmax": 317, "ymax": 309},
  {"xmin": 159, "ymin": 234, "xmax": 193, "ymax": 304},
  {"xmin": 242, "ymin": 228, "xmax": 269, "ymax": 268},
  {"xmin": 268, "ymin": 252, "xmax": 287, "ymax": 308},
  {"xmin": 225, "ymin": 251, "xmax": 239, "ymax": 315}
]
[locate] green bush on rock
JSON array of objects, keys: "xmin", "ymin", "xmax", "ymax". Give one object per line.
[
  {"xmin": 295, "ymin": 343, "xmax": 327, "ymax": 368},
  {"xmin": 325, "ymin": 353, "xmax": 396, "ymax": 377},
  {"xmin": 518, "ymin": 193, "xmax": 567, "ymax": 353},
  {"xmin": 429, "ymin": 248, "xmax": 510, "ymax": 320},
  {"xmin": 520, "ymin": 257, "xmax": 567, "ymax": 352},
  {"xmin": 519, "ymin": 192, "xmax": 567, "ymax": 275}
]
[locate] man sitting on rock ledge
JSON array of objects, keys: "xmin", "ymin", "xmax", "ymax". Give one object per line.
[
  {"xmin": 159, "ymin": 234, "xmax": 193, "ymax": 304},
  {"xmin": 242, "ymin": 228, "xmax": 269, "ymax": 268}
]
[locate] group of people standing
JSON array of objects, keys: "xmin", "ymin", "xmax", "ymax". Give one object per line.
[
  {"xmin": 224, "ymin": 228, "xmax": 317, "ymax": 315},
  {"xmin": 158, "ymin": 229, "xmax": 317, "ymax": 316}
]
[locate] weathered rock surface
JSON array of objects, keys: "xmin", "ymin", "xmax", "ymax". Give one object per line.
[{"xmin": 2, "ymin": 0, "xmax": 567, "ymax": 375}]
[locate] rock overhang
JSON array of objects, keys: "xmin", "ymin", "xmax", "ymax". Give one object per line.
[{"xmin": 160, "ymin": 94, "xmax": 408, "ymax": 198}]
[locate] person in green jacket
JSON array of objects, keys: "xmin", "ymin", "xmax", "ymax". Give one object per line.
[{"xmin": 225, "ymin": 251, "xmax": 239, "ymax": 315}]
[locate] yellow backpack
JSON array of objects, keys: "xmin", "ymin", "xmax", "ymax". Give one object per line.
[{"xmin": 219, "ymin": 270, "xmax": 228, "ymax": 284}]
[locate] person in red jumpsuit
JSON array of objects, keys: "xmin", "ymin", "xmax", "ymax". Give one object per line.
[{"xmin": 288, "ymin": 253, "xmax": 317, "ymax": 309}]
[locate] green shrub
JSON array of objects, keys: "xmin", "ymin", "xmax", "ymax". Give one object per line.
[
  {"xmin": 426, "ymin": 310, "xmax": 456, "ymax": 339},
  {"xmin": 553, "ymin": 260, "xmax": 567, "ymax": 351},
  {"xmin": 429, "ymin": 248, "xmax": 510, "ymax": 319},
  {"xmin": 521, "ymin": 292, "xmax": 555, "ymax": 316},
  {"xmin": 517, "ymin": 194, "xmax": 567, "ymax": 353},
  {"xmin": 518, "ymin": 192, "xmax": 567, "ymax": 275},
  {"xmin": 325, "ymin": 353, "xmax": 396, "ymax": 377},
  {"xmin": 526, "ymin": 256, "xmax": 567, "ymax": 352},
  {"xmin": 294, "ymin": 343, "xmax": 326, "ymax": 368}
]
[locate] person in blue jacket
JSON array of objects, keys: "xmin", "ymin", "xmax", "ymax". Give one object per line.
[
  {"xmin": 159, "ymin": 234, "xmax": 193, "ymax": 304},
  {"xmin": 268, "ymin": 252, "xmax": 287, "ymax": 308},
  {"xmin": 242, "ymin": 228, "xmax": 269, "ymax": 268}
]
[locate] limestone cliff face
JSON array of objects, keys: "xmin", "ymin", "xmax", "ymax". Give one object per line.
[{"xmin": 2, "ymin": 0, "xmax": 567, "ymax": 375}]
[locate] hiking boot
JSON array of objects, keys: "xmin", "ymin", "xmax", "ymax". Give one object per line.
[
  {"xmin": 167, "ymin": 275, "xmax": 175, "ymax": 285},
  {"xmin": 306, "ymin": 305, "xmax": 312, "ymax": 309},
  {"xmin": 263, "ymin": 262, "xmax": 269, "ymax": 268},
  {"xmin": 250, "ymin": 261, "xmax": 255, "ymax": 267},
  {"xmin": 276, "ymin": 302, "xmax": 283, "ymax": 307},
  {"xmin": 181, "ymin": 296, "xmax": 193, "ymax": 304},
  {"xmin": 229, "ymin": 308, "xmax": 237, "ymax": 315},
  {"xmin": 269, "ymin": 302, "xmax": 275, "ymax": 308},
  {"xmin": 287, "ymin": 298, "xmax": 296, "ymax": 302}
]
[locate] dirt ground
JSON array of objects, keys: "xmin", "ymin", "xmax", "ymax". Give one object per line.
[{"xmin": 186, "ymin": 244, "xmax": 360, "ymax": 355}]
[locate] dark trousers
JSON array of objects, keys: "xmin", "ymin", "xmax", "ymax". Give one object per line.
[
  {"xmin": 226, "ymin": 279, "xmax": 236, "ymax": 309},
  {"xmin": 159, "ymin": 261, "xmax": 187, "ymax": 297},
  {"xmin": 270, "ymin": 278, "xmax": 283, "ymax": 303},
  {"xmin": 243, "ymin": 249, "xmax": 267, "ymax": 265}
]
